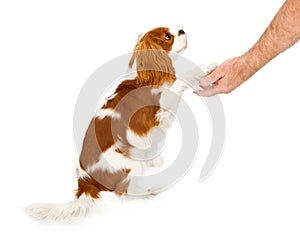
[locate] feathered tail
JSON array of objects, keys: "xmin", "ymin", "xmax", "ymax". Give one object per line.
[{"xmin": 26, "ymin": 194, "xmax": 94, "ymax": 221}]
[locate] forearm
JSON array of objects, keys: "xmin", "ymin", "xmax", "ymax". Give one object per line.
[{"xmin": 243, "ymin": 0, "xmax": 300, "ymax": 71}]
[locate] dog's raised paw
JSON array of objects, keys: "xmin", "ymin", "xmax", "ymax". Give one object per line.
[{"xmin": 200, "ymin": 63, "xmax": 218, "ymax": 75}]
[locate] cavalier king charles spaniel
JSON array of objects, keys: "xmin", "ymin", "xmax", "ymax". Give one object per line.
[{"xmin": 27, "ymin": 27, "xmax": 216, "ymax": 221}]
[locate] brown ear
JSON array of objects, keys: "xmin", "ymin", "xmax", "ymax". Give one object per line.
[
  {"xmin": 129, "ymin": 33, "xmax": 144, "ymax": 68},
  {"xmin": 135, "ymin": 39, "xmax": 175, "ymax": 85},
  {"xmin": 129, "ymin": 42, "xmax": 139, "ymax": 68},
  {"xmin": 129, "ymin": 33, "xmax": 163, "ymax": 69},
  {"xmin": 129, "ymin": 34, "xmax": 176, "ymax": 86},
  {"xmin": 129, "ymin": 51, "xmax": 136, "ymax": 68}
]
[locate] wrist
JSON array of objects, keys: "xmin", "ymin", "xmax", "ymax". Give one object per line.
[
  {"xmin": 241, "ymin": 50, "xmax": 262, "ymax": 72},
  {"xmin": 237, "ymin": 53, "xmax": 258, "ymax": 80}
]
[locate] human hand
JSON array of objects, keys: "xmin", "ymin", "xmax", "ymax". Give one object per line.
[{"xmin": 193, "ymin": 56, "xmax": 257, "ymax": 97}]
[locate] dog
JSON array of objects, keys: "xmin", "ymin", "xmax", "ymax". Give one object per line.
[{"xmin": 26, "ymin": 27, "xmax": 216, "ymax": 221}]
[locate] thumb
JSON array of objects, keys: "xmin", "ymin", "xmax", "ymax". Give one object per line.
[{"xmin": 199, "ymin": 75, "xmax": 212, "ymax": 88}]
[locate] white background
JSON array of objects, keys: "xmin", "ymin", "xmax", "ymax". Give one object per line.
[{"xmin": 1, "ymin": 0, "xmax": 299, "ymax": 243}]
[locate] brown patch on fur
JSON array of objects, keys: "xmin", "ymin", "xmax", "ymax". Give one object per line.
[
  {"xmin": 129, "ymin": 106, "xmax": 160, "ymax": 135},
  {"xmin": 76, "ymin": 168, "xmax": 131, "ymax": 198},
  {"xmin": 79, "ymin": 119, "xmax": 102, "ymax": 170},
  {"xmin": 79, "ymin": 116, "xmax": 126, "ymax": 170},
  {"xmin": 80, "ymin": 114, "xmax": 131, "ymax": 170},
  {"xmin": 102, "ymin": 80, "xmax": 162, "ymax": 137},
  {"xmin": 110, "ymin": 84, "xmax": 162, "ymax": 136},
  {"xmin": 115, "ymin": 178, "xmax": 131, "ymax": 195},
  {"xmin": 90, "ymin": 168, "xmax": 131, "ymax": 195},
  {"xmin": 94, "ymin": 116, "xmax": 115, "ymax": 152},
  {"xmin": 76, "ymin": 176, "xmax": 106, "ymax": 199}
]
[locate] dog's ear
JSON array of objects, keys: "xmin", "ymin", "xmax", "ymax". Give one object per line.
[
  {"xmin": 129, "ymin": 33, "xmax": 163, "ymax": 68},
  {"xmin": 129, "ymin": 51, "xmax": 136, "ymax": 68},
  {"xmin": 129, "ymin": 33, "xmax": 145, "ymax": 68},
  {"xmin": 129, "ymin": 33, "xmax": 164, "ymax": 69},
  {"xmin": 136, "ymin": 40, "xmax": 175, "ymax": 86}
]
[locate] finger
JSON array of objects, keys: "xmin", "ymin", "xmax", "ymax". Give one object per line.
[
  {"xmin": 199, "ymin": 67, "xmax": 223, "ymax": 88},
  {"xmin": 199, "ymin": 76, "xmax": 212, "ymax": 88},
  {"xmin": 193, "ymin": 86, "xmax": 219, "ymax": 97}
]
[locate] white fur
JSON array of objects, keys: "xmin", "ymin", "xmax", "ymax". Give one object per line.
[
  {"xmin": 155, "ymin": 109, "xmax": 175, "ymax": 131},
  {"xmin": 87, "ymin": 146, "xmax": 143, "ymax": 176},
  {"xmin": 95, "ymin": 108, "xmax": 121, "ymax": 120},
  {"xmin": 129, "ymin": 126, "xmax": 166, "ymax": 162},
  {"xmin": 171, "ymin": 32, "xmax": 187, "ymax": 54},
  {"xmin": 126, "ymin": 129, "xmax": 152, "ymax": 150},
  {"xmin": 76, "ymin": 164, "xmax": 90, "ymax": 180},
  {"xmin": 200, "ymin": 63, "xmax": 218, "ymax": 75},
  {"xmin": 159, "ymin": 79, "xmax": 188, "ymax": 115},
  {"xmin": 26, "ymin": 194, "xmax": 94, "ymax": 221},
  {"xmin": 137, "ymin": 32, "xmax": 146, "ymax": 41},
  {"xmin": 151, "ymin": 87, "xmax": 162, "ymax": 96},
  {"xmin": 105, "ymin": 92, "xmax": 118, "ymax": 102},
  {"xmin": 146, "ymin": 156, "xmax": 164, "ymax": 167}
]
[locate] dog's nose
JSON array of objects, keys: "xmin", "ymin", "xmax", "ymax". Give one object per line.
[{"xmin": 178, "ymin": 29, "xmax": 185, "ymax": 35}]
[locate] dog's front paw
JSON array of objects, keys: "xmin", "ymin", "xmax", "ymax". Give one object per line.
[
  {"xmin": 146, "ymin": 156, "xmax": 164, "ymax": 167},
  {"xmin": 200, "ymin": 63, "xmax": 218, "ymax": 75},
  {"xmin": 180, "ymin": 63, "xmax": 217, "ymax": 90}
]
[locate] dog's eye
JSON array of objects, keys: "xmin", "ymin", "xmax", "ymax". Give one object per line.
[{"xmin": 165, "ymin": 33, "xmax": 171, "ymax": 40}]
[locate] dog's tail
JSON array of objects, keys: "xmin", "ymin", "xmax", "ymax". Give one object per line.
[{"xmin": 26, "ymin": 193, "xmax": 95, "ymax": 221}]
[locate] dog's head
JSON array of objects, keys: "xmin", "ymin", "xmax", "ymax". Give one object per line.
[{"xmin": 129, "ymin": 27, "xmax": 187, "ymax": 86}]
